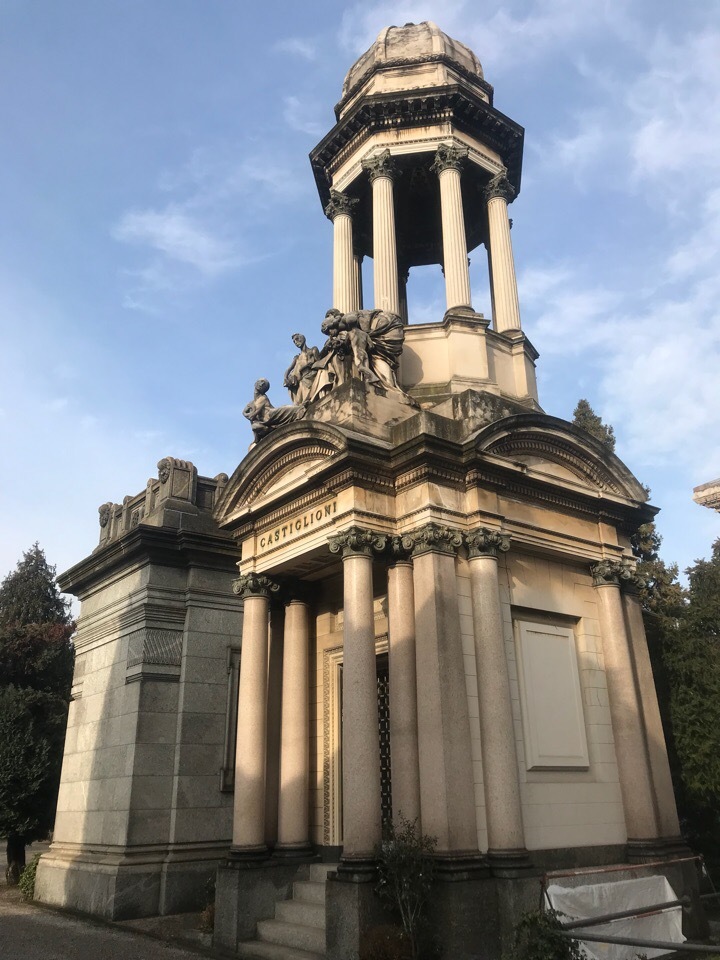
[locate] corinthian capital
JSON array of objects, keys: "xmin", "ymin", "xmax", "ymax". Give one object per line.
[
  {"xmin": 328, "ymin": 525, "xmax": 388, "ymax": 558},
  {"xmin": 465, "ymin": 528, "xmax": 510, "ymax": 558},
  {"xmin": 324, "ymin": 189, "xmax": 359, "ymax": 222},
  {"xmin": 590, "ymin": 558, "xmax": 636, "ymax": 588},
  {"xmin": 408, "ymin": 522, "xmax": 463, "ymax": 557},
  {"xmin": 232, "ymin": 572, "xmax": 280, "ymax": 599},
  {"xmin": 362, "ymin": 149, "xmax": 400, "ymax": 184},
  {"xmin": 483, "ymin": 170, "xmax": 516, "ymax": 204},
  {"xmin": 431, "ymin": 143, "xmax": 468, "ymax": 175}
]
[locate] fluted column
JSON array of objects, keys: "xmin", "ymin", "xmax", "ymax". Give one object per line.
[
  {"xmin": 592, "ymin": 560, "xmax": 659, "ymax": 855},
  {"xmin": 485, "ymin": 170, "xmax": 521, "ymax": 333},
  {"xmin": 432, "ymin": 144, "xmax": 472, "ymax": 312},
  {"xmin": 362, "ymin": 150, "xmax": 400, "ymax": 315},
  {"xmin": 622, "ymin": 582, "xmax": 683, "ymax": 845},
  {"xmin": 411, "ymin": 523, "xmax": 482, "ymax": 870},
  {"xmin": 231, "ymin": 573, "xmax": 279, "ymax": 856},
  {"xmin": 325, "ymin": 189, "xmax": 360, "ymax": 313},
  {"xmin": 387, "ymin": 537, "xmax": 421, "ymax": 825},
  {"xmin": 466, "ymin": 530, "xmax": 530, "ymax": 876},
  {"xmin": 276, "ymin": 592, "xmax": 312, "ymax": 856},
  {"xmin": 329, "ymin": 526, "xmax": 387, "ymax": 875}
]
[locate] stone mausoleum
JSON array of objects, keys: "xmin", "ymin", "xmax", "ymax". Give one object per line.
[{"xmin": 36, "ymin": 22, "xmax": 695, "ymax": 960}]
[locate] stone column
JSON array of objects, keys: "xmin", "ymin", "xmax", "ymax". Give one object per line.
[
  {"xmin": 230, "ymin": 572, "xmax": 279, "ymax": 856},
  {"xmin": 362, "ymin": 150, "xmax": 400, "ymax": 315},
  {"xmin": 411, "ymin": 523, "xmax": 482, "ymax": 871},
  {"xmin": 387, "ymin": 538, "xmax": 421, "ymax": 825},
  {"xmin": 622, "ymin": 582, "xmax": 683, "ymax": 845},
  {"xmin": 329, "ymin": 526, "xmax": 387, "ymax": 875},
  {"xmin": 432, "ymin": 144, "xmax": 472, "ymax": 312},
  {"xmin": 265, "ymin": 606, "xmax": 284, "ymax": 848},
  {"xmin": 276, "ymin": 592, "xmax": 312, "ymax": 856},
  {"xmin": 325, "ymin": 189, "xmax": 360, "ymax": 313},
  {"xmin": 466, "ymin": 530, "xmax": 530, "ymax": 876},
  {"xmin": 484, "ymin": 170, "xmax": 522, "ymax": 333},
  {"xmin": 592, "ymin": 560, "xmax": 659, "ymax": 855}
]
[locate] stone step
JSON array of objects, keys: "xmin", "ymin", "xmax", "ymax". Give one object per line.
[
  {"xmin": 308, "ymin": 862, "xmax": 337, "ymax": 882},
  {"xmin": 257, "ymin": 919, "xmax": 326, "ymax": 955},
  {"xmin": 292, "ymin": 880, "xmax": 326, "ymax": 905},
  {"xmin": 275, "ymin": 899, "xmax": 326, "ymax": 928},
  {"xmin": 237, "ymin": 939, "xmax": 324, "ymax": 960}
]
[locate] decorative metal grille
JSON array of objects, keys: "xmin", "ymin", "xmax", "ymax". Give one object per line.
[{"xmin": 376, "ymin": 654, "xmax": 392, "ymax": 825}]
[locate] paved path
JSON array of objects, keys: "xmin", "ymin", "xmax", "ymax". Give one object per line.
[{"xmin": 0, "ymin": 884, "xmax": 211, "ymax": 960}]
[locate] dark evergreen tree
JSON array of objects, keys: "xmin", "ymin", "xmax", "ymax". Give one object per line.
[
  {"xmin": 572, "ymin": 398, "xmax": 616, "ymax": 452},
  {"xmin": 0, "ymin": 545, "xmax": 74, "ymax": 883},
  {"xmin": 0, "ymin": 543, "xmax": 71, "ymax": 626}
]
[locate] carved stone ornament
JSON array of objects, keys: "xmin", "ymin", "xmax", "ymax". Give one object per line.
[
  {"xmin": 328, "ymin": 525, "xmax": 388, "ymax": 558},
  {"xmin": 431, "ymin": 143, "xmax": 469, "ymax": 175},
  {"xmin": 98, "ymin": 503, "xmax": 112, "ymax": 528},
  {"xmin": 157, "ymin": 458, "xmax": 172, "ymax": 484},
  {"xmin": 483, "ymin": 169, "xmax": 516, "ymax": 204},
  {"xmin": 465, "ymin": 528, "xmax": 510, "ymax": 558},
  {"xmin": 362, "ymin": 149, "xmax": 400, "ymax": 183},
  {"xmin": 388, "ymin": 534, "xmax": 416, "ymax": 562},
  {"xmin": 232, "ymin": 572, "xmax": 280, "ymax": 600},
  {"xmin": 590, "ymin": 558, "xmax": 637, "ymax": 588},
  {"xmin": 409, "ymin": 522, "xmax": 464, "ymax": 556},
  {"xmin": 324, "ymin": 188, "xmax": 359, "ymax": 222}
]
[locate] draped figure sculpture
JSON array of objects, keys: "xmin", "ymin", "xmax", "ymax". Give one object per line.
[
  {"xmin": 243, "ymin": 378, "xmax": 306, "ymax": 443},
  {"xmin": 283, "ymin": 333, "xmax": 320, "ymax": 404}
]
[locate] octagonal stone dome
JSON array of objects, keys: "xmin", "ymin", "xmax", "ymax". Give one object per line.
[{"xmin": 340, "ymin": 21, "xmax": 485, "ymax": 105}]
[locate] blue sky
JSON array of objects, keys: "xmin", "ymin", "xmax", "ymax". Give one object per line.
[{"xmin": 1, "ymin": 0, "xmax": 719, "ymax": 591}]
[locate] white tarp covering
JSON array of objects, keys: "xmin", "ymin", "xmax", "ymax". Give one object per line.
[{"xmin": 546, "ymin": 875, "xmax": 686, "ymax": 960}]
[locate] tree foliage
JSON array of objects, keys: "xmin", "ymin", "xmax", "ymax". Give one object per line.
[
  {"xmin": 0, "ymin": 543, "xmax": 71, "ymax": 627},
  {"xmin": 0, "ymin": 544, "xmax": 74, "ymax": 883},
  {"xmin": 571, "ymin": 399, "xmax": 616, "ymax": 452}
]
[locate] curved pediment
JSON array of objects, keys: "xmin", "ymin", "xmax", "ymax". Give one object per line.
[
  {"xmin": 214, "ymin": 422, "xmax": 348, "ymax": 526},
  {"xmin": 476, "ymin": 414, "xmax": 648, "ymax": 501}
]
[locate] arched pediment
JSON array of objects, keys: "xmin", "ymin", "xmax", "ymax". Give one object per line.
[
  {"xmin": 214, "ymin": 422, "xmax": 348, "ymax": 526},
  {"xmin": 475, "ymin": 414, "xmax": 648, "ymax": 501}
]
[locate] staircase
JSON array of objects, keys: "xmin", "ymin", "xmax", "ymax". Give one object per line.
[{"xmin": 236, "ymin": 863, "xmax": 335, "ymax": 960}]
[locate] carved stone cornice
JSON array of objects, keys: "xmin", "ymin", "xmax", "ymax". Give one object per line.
[
  {"xmin": 590, "ymin": 558, "xmax": 636, "ymax": 588},
  {"xmin": 483, "ymin": 170, "xmax": 516, "ymax": 204},
  {"xmin": 362, "ymin": 149, "xmax": 400, "ymax": 184},
  {"xmin": 408, "ymin": 522, "xmax": 463, "ymax": 557},
  {"xmin": 232, "ymin": 572, "xmax": 280, "ymax": 600},
  {"xmin": 324, "ymin": 189, "xmax": 359, "ymax": 222},
  {"xmin": 431, "ymin": 143, "xmax": 469, "ymax": 175},
  {"xmin": 328, "ymin": 525, "xmax": 388, "ymax": 558},
  {"xmin": 465, "ymin": 528, "xmax": 510, "ymax": 559}
]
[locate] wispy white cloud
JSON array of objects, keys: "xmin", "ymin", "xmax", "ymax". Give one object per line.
[
  {"xmin": 273, "ymin": 37, "xmax": 318, "ymax": 61},
  {"xmin": 282, "ymin": 95, "xmax": 324, "ymax": 137}
]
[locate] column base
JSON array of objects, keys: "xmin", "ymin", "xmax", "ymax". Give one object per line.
[
  {"xmin": 627, "ymin": 837, "xmax": 693, "ymax": 863},
  {"xmin": 326, "ymin": 870, "xmax": 392, "ymax": 960},
  {"xmin": 214, "ymin": 857, "xmax": 304, "ymax": 951},
  {"xmin": 488, "ymin": 847, "xmax": 536, "ymax": 879},
  {"xmin": 273, "ymin": 842, "xmax": 314, "ymax": 860},
  {"xmin": 433, "ymin": 851, "xmax": 490, "ymax": 881},
  {"xmin": 228, "ymin": 844, "xmax": 269, "ymax": 862},
  {"xmin": 443, "ymin": 305, "xmax": 476, "ymax": 319},
  {"xmin": 336, "ymin": 856, "xmax": 377, "ymax": 882}
]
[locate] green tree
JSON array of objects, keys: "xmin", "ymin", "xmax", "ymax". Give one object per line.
[
  {"xmin": 571, "ymin": 398, "xmax": 616, "ymax": 452},
  {"xmin": 0, "ymin": 545, "xmax": 74, "ymax": 883},
  {"xmin": 662, "ymin": 540, "xmax": 720, "ymax": 870}
]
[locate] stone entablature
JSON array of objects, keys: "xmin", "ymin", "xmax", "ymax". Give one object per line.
[{"xmin": 693, "ymin": 477, "xmax": 720, "ymax": 512}]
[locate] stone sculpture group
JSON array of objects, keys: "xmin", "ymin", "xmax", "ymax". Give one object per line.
[{"xmin": 243, "ymin": 307, "xmax": 406, "ymax": 442}]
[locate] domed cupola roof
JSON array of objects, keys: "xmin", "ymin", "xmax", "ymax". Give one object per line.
[{"xmin": 337, "ymin": 21, "xmax": 490, "ymax": 118}]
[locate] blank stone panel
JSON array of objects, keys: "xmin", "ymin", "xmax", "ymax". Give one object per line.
[{"xmin": 515, "ymin": 621, "xmax": 589, "ymax": 771}]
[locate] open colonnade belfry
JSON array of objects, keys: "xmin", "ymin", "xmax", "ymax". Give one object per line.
[{"xmin": 36, "ymin": 21, "xmax": 695, "ymax": 960}]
